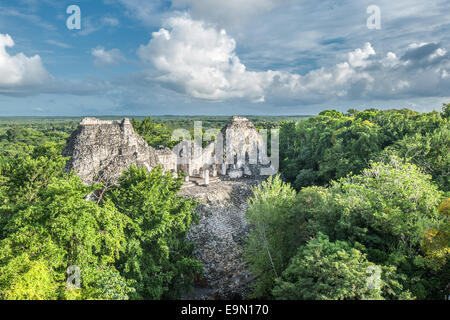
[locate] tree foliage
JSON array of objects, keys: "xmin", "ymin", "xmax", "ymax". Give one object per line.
[
  {"xmin": 272, "ymin": 233, "xmax": 410, "ymax": 300},
  {"xmin": 0, "ymin": 145, "xmax": 201, "ymax": 300},
  {"xmin": 106, "ymin": 165, "xmax": 201, "ymax": 299},
  {"xmin": 421, "ymin": 198, "xmax": 450, "ymax": 269},
  {"xmin": 280, "ymin": 108, "xmax": 448, "ymax": 191},
  {"xmin": 132, "ymin": 117, "xmax": 178, "ymax": 148},
  {"xmin": 244, "ymin": 175, "xmax": 297, "ymax": 298},
  {"xmin": 245, "ymin": 158, "xmax": 448, "ymax": 300}
]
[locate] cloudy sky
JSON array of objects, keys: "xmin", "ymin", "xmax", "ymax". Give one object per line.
[{"xmin": 0, "ymin": 0, "xmax": 449, "ymax": 116}]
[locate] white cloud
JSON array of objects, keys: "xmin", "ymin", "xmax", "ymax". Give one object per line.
[
  {"xmin": 137, "ymin": 16, "xmax": 378, "ymax": 103},
  {"xmin": 0, "ymin": 34, "xmax": 50, "ymax": 90},
  {"xmin": 442, "ymin": 70, "xmax": 449, "ymax": 79},
  {"xmin": 102, "ymin": 17, "xmax": 120, "ymax": 27},
  {"xmin": 115, "ymin": 0, "xmax": 290, "ymax": 28},
  {"xmin": 381, "ymin": 52, "xmax": 400, "ymax": 68},
  {"xmin": 79, "ymin": 16, "xmax": 120, "ymax": 36},
  {"xmin": 0, "ymin": 7, "xmax": 56, "ymax": 31},
  {"xmin": 138, "ymin": 16, "xmax": 450, "ymax": 105},
  {"xmin": 171, "ymin": 0, "xmax": 287, "ymax": 26},
  {"xmin": 0, "ymin": 35, "xmax": 113, "ymax": 97},
  {"xmin": 45, "ymin": 39, "xmax": 72, "ymax": 49},
  {"xmin": 116, "ymin": 0, "xmax": 167, "ymax": 26},
  {"xmin": 138, "ymin": 15, "xmax": 272, "ymax": 101},
  {"xmin": 430, "ymin": 48, "xmax": 447, "ymax": 60},
  {"xmin": 91, "ymin": 47, "xmax": 125, "ymax": 66},
  {"xmin": 348, "ymin": 43, "xmax": 375, "ymax": 68}
]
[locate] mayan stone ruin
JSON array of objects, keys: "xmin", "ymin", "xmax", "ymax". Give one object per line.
[
  {"xmin": 153, "ymin": 115, "xmax": 278, "ymax": 186},
  {"xmin": 62, "ymin": 117, "xmax": 160, "ymax": 185},
  {"xmin": 64, "ymin": 116, "xmax": 278, "ymax": 186}
]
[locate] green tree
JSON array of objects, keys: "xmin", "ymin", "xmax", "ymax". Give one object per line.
[
  {"xmin": 382, "ymin": 122, "xmax": 450, "ymax": 192},
  {"xmin": 0, "ymin": 255, "xmax": 58, "ymax": 300},
  {"xmin": 90, "ymin": 266, "xmax": 136, "ymax": 300},
  {"xmin": 279, "ymin": 108, "xmax": 446, "ymax": 191},
  {"xmin": 245, "ymin": 158, "xmax": 446, "ymax": 299},
  {"xmin": 421, "ymin": 198, "xmax": 450, "ymax": 268},
  {"xmin": 441, "ymin": 103, "xmax": 450, "ymax": 119},
  {"xmin": 244, "ymin": 175, "xmax": 297, "ymax": 298},
  {"xmin": 106, "ymin": 165, "xmax": 201, "ymax": 299},
  {"xmin": 0, "ymin": 146, "xmax": 129, "ymax": 299},
  {"xmin": 132, "ymin": 117, "xmax": 178, "ymax": 148},
  {"xmin": 272, "ymin": 233, "xmax": 410, "ymax": 300},
  {"xmin": 292, "ymin": 158, "xmax": 446, "ymax": 299}
]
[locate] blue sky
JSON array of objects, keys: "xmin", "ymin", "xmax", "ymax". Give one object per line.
[{"xmin": 0, "ymin": 0, "xmax": 449, "ymax": 116}]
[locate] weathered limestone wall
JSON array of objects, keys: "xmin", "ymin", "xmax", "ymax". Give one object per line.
[
  {"xmin": 170, "ymin": 116, "xmax": 275, "ymax": 180},
  {"xmin": 63, "ymin": 116, "xmax": 274, "ymax": 185},
  {"xmin": 62, "ymin": 117, "xmax": 160, "ymax": 184},
  {"xmin": 155, "ymin": 146, "xmax": 177, "ymax": 174},
  {"xmin": 222, "ymin": 116, "xmax": 271, "ymax": 177}
]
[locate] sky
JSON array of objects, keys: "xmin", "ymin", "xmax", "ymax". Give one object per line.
[{"xmin": 0, "ymin": 0, "xmax": 449, "ymax": 116}]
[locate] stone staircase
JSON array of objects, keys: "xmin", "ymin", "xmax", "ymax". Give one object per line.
[
  {"xmin": 182, "ymin": 176, "xmax": 221, "ymax": 188},
  {"xmin": 181, "ymin": 181, "xmax": 196, "ymax": 188}
]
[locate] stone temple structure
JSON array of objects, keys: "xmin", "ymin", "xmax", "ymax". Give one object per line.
[
  {"xmin": 62, "ymin": 117, "xmax": 160, "ymax": 185},
  {"xmin": 158, "ymin": 116, "xmax": 278, "ymax": 185},
  {"xmin": 64, "ymin": 116, "xmax": 278, "ymax": 186}
]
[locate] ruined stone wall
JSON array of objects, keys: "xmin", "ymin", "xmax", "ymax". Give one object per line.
[
  {"xmin": 155, "ymin": 146, "xmax": 177, "ymax": 174},
  {"xmin": 63, "ymin": 116, "xmax": 274, "ymax": 184},
  {"xmin": 222, "ymin": 116, "xmax": 272, "ymax": 178},
  {"xmin": 168, "ymin": 116, "xmax": 275, "ymax": 179},
  {"xmin": 63, "ymin": 117, "xmax": 160, "ymax": 184}
]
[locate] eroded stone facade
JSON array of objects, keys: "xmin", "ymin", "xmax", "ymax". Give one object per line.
[
  {"xmin": 63, "ymin": 116, "xmax": 277, "ymax": 188},
  {"xmin": 169, "ymin": 116, "xmax": 278, "ymax": 185},
  {"xmin": 63, "ymin": 117, "xmax": 160, "ymax": 185}
]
